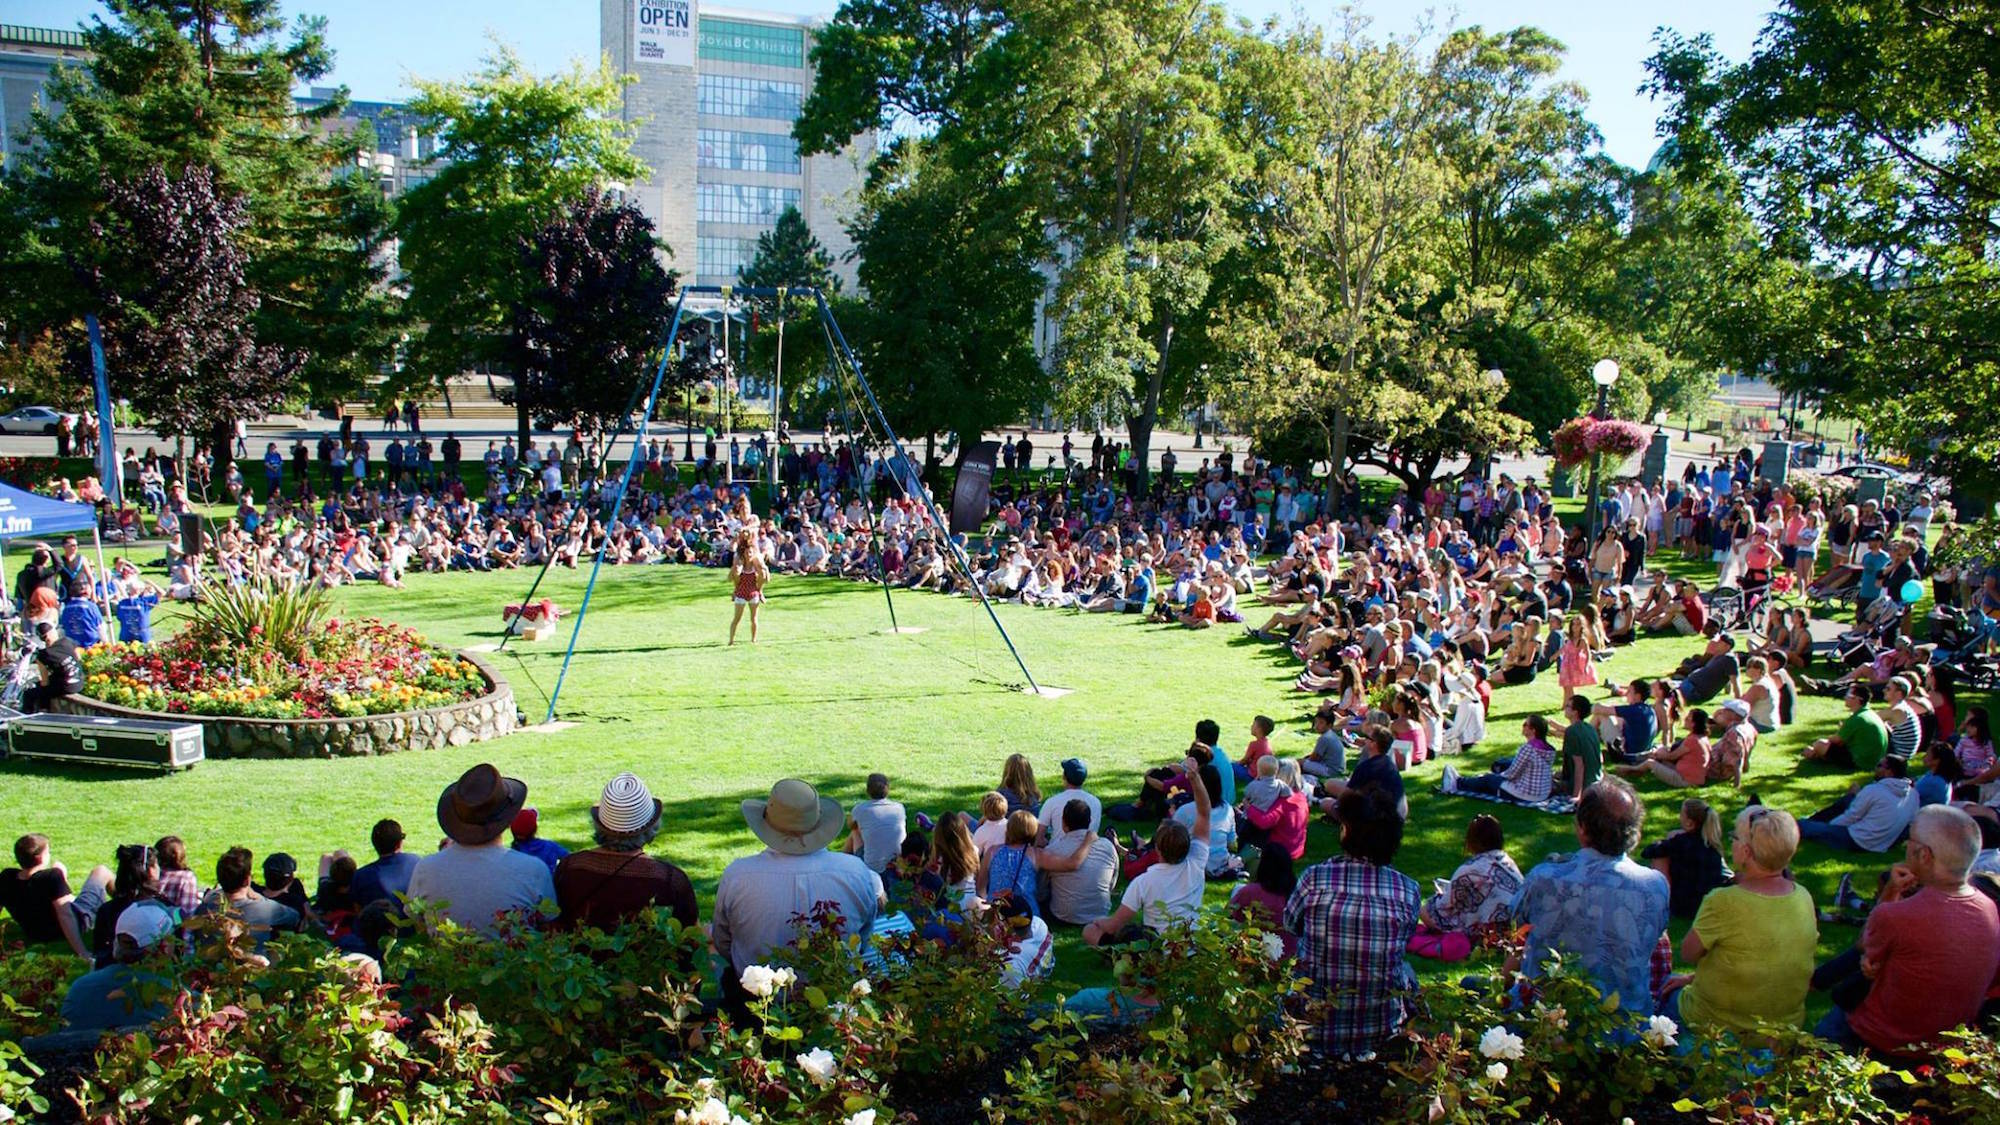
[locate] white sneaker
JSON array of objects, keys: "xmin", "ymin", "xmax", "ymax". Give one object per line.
[{"xmin": 1441, "ymin": 764, "xmax": 1460, "ymax": 794}]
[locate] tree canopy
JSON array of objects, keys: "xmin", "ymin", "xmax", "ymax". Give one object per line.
[
  {"xmin": 0, "ymin": 0, "xmax": 398, "ymax": 433},
  {"xmin": 392, "ymin": 46, "xmax": 648, "ymax": 448},
  {"xmin": 1649, "ymin": 0, "xmax": 2000, "ymax": 495},
  {"xmin": 502, "ymin": 190, "xmax": 676, "ymax": 438}
]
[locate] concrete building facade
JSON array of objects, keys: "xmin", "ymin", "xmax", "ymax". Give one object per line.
[
  {"xmin": 0, "ymin": 24, "xmax": 89, "ymax": 167},
  {"xmin": 599, "ymin": 1, "xmax": 870, "ymax": 290}
]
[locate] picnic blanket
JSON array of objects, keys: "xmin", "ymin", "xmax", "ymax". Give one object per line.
[{"xmin": 1432, "ymin": 784, "xmax": 1576, "ymax": 817}]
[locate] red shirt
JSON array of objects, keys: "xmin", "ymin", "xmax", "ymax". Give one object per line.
[
  {"xmin": 1681, "ymin": 593, "xmax": 1709, "ymax": 631},
  {"xmin": 1242, "ymin": 791, "xmax": 1309, "ymax": 860},
  {"xmin": 1240, "ymin": 737, "xmax": 1272, "ymax": 773},
  {"xmin": 1851, "ymin": 887, "xmax": 2000, "ymax": 1057}
]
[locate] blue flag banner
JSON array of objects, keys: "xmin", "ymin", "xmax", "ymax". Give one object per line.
[{"xmin": 86, "ymin": 314, "xmax": 122, "ymax": 509}]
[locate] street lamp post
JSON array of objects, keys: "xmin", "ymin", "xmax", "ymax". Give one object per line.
[
  {"xmin": 1479, "ymin": 368, "xmax": 1506, "ymax": 479},
  {"xmin": 1585, "ymin": 359, "xmax": 1620, "ymax": 543}
]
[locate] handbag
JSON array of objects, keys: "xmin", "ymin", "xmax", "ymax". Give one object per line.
[{"xmin": 1406, "ymin": 925, "xmax": 1473, "ymax": 962}]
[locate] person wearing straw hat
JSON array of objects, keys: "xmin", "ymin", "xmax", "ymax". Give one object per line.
[
  {"xmin": 713, "ymin": 779, "xmax": 884, "ymax": 1002},
  {"xmin": 407, "ymin": 764, "xmax": 556, "ymax": 936},
  {"xmin": 554, "ymin": 773, "xmax": 697, "ymax": 933}
]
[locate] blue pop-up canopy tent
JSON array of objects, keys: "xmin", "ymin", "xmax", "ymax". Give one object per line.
[{"xmin": 0, "ymin": 481, "xmax": 108, "ymax": 611}]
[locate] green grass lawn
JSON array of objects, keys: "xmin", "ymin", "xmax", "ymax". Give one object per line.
[{"xmin": 12, "ymin": 563, "xmax": 1989, "ymax": 1004}]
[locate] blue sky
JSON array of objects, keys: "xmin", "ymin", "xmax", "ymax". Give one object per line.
[{"xmin": 11, "ymin": 0, "xmax": 1774, "ymax": 169}]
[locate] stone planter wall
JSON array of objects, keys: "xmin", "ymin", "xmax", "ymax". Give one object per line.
[{"xmin": 51, "ymin": 652, "xmax": 517, "ymax": 760}]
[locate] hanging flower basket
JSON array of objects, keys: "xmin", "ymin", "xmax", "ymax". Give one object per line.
[{"xmin": 1550, "ymin": 417, "xmax": 1649, "ymax": 470}]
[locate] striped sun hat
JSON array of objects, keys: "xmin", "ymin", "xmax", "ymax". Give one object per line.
[{"xmin": 593, "ymin": 772, "xmax": 661, "ymax": 836}]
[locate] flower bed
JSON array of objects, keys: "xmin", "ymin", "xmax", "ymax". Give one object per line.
[
  {"xmin": 81, "ymin": 620, "xmax": 485, "ymax": 720},
  {"xmin": 63, "ymin": 602, "xmax": 517, "ymax": 758}
]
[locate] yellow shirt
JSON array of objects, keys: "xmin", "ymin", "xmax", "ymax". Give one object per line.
[{"xmin": 1680, "ymin": 884, "xmax": 1818, "ymax": 1034}]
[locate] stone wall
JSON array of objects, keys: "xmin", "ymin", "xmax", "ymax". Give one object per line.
[{"xmin": 51, "ymin": 652, "xmax": 518, "ymax": 760}]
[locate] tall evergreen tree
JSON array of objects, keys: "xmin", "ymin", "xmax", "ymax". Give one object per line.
[
  {"xmin": 738, "ymin": 206, "xmax": 840, "ymax": 295},
  {"xmin": 0, "ymin": 0, "xmax": 399, "ymax": 457}
]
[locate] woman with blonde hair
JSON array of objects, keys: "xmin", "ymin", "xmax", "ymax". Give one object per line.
[
  {"xmin": 1641, "ymin": 798, "xmax": 1731, "ymax": 918},
  {"xmin": 998, "ymin": 753, "xmax": 1042, "ymax": 815},
  {"xmin": 727, "ymin": 527, "xmax": 768, "ymax": 645},
  {"xmin": 1657, "ymin": 806, "xmax": 1816, "ymax": 1034},
  {"xmin": 922, "ymin": 811, "xmax": 980, "ymax": 911}
]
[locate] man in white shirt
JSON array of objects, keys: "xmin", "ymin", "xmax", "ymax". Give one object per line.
[
  {"xmin": 407, "ymin": 764, "xmax": 557, "ymax": 936},
  {"xmin": 1038, "ymin": 759, "xmax": 1102, "ymax": 840},
  {"xmin": 714, "ymin": 779, "xmax": 885, "ymax": 1006},
  {"xmin": 842, "ymin": 773, "xmax": 907, "ymax": 873},
  {"xmin": 1083, "ymin": 750, "xmax": 1212, "ymax": 946}
]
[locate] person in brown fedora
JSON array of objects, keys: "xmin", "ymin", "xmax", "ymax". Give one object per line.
[
  {"xmin": 713, "ymin": 779, "xmax": 885, "ymax": 1006},
  {"xmin": 406, "ymin": 763, "xmax": 556, "ymax": 936}
]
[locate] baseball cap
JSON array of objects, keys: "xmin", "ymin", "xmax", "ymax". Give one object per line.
[
  {"xmin": 1061, "ymin": 758, "xmax": 1089, "ymax": 785},
  {"xmin": 1718, "ymin": 699, "xmax": 1751, "ymax": 719},
  {"xmin": 512, "ymin": 807, "xmax": 540, "ymax": 839},
  {"xmin": 115, "ymin": 900, "xmax": 176, "ymax": 951},
  {"xmin": 262, "ymin": 852, "xmax": 298, "ymax": 884}
]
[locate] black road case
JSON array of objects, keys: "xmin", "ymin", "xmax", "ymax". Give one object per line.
[{"xmin": 6, "ymin": 713, "xmax": 204, "ymax": 771}]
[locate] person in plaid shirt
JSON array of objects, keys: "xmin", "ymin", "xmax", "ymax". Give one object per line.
[
  {"xmin": 153, "ymin": 836, "xmax": 202, "ymax": 917},
  {"xmin": 1285, "ymin": 785, "xmax": 1421, "ymax": 1056}
]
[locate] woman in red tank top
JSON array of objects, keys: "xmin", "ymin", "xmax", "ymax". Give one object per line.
[{"xmin": 729, "ymin": 527, "xmax": 769, "ymax": 645}]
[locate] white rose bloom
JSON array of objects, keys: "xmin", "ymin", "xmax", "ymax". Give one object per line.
[
  {"xmin": 674, "ymin": 1098, "xmax": 733, "ymax": 1125},
  {"xmin": 1485, "ymin": 1062, "xmax": 1508, "ymax": 1083},
  {"xmin": 844, "ymin": 1112, "xmax": 877, "ymax": 1125},
  {"xmin": 1642, "ymin": 1016, "xmax": 1679, "ymax": 1049},
  {"xmin": 1260, "ymin": 932, "xmax": 1286, "ymax": 961},
  {"xmin": 1477, "ymin": 1026, "xmax": 1525, "ymax": 1060},
  {"xmin": 851, "ymin": 978, "xmax": 872, "ymax": 997},
  {"xmin": 796, "ymin": 1046, "xmax": 839, "ymax": 1086},
  {"xmin": 738, "ymin": 964, "xmax": 777, "ymax": 998}
]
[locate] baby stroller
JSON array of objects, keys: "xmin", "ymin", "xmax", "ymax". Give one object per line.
[
  {"xmin": 1826, "ymin": 595, "xmax": 1912, "ymax": 678},
  {"xmin": 1702, "ymin": 584, "xmax": 1747, "ymax": 632}
]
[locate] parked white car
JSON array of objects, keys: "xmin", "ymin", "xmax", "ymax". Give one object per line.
[{"xmin": 0, "ymin": 406, "xmax": 80, "ymax": 435}]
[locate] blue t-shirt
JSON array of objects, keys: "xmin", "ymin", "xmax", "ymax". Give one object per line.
[
  {"xmin": 1613, "ymin": 703, "xmax": 1657, "ymax": 756},
  {"xmin": 986, "ymin": 844, "xmax": 1040, "ymax": 918},
  {"xmin": 1915, "ymin": 771, "xmax": 1950, "ymax": 807},
  {"xmin": 114, "ymin": 593, "xmax": 159, "ymax": 643},
  {"xmin": 59, "ymin": 599, "xmax": 104, "ymax": 648},
  {"xmin": 1125, "ymin": 572, "xmax": 1153, "ymax": 608},
  {"xmin": 1858, "ymin": 549, "xmax": 1891, "ymax": 600},
  {"xmin": 512, "ymin": 837, "xmax": 569, "ymax": 873},
  {"xmin": 62, "ymin": 965, "xmax": 173, "ymax": 1032}
]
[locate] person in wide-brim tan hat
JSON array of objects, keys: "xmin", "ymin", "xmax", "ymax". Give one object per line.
[
  {"xmin": 742, "ymin": 778, "xmax": 845, "ymax": 855},
  {"xmin": 715, "ymin": 779, "xmax": 885, "ymax": 1010}
]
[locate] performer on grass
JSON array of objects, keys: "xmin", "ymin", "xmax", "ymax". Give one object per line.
[{"xmin": 729, "ymin": 528, "xmax": 768, "ymax": 646}]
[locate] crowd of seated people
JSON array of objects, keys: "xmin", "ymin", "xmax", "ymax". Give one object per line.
[{"xmin": 7, "ymin": 424, "xmax": 2000, "ymax": 1066}]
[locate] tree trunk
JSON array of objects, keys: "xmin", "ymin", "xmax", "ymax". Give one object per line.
[
  {"xmin": 1129, "ymin": 318, "xmax": 1174, "ymax": 495},
  {"xmin": 516, "ymin": 392, "xmax": 531, "ymax": 457},
  {"xmin": 208, "ymin": 418, "xmax": 233, "ymax": 487},
  {"xmin": 1327, "ymin": 408, "xmax": 1350, "ymax": 513}
]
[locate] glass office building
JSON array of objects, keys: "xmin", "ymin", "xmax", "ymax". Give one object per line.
[{"xmin": 602, "ymin": 2, "xmax": 871, "ymax": 290}]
